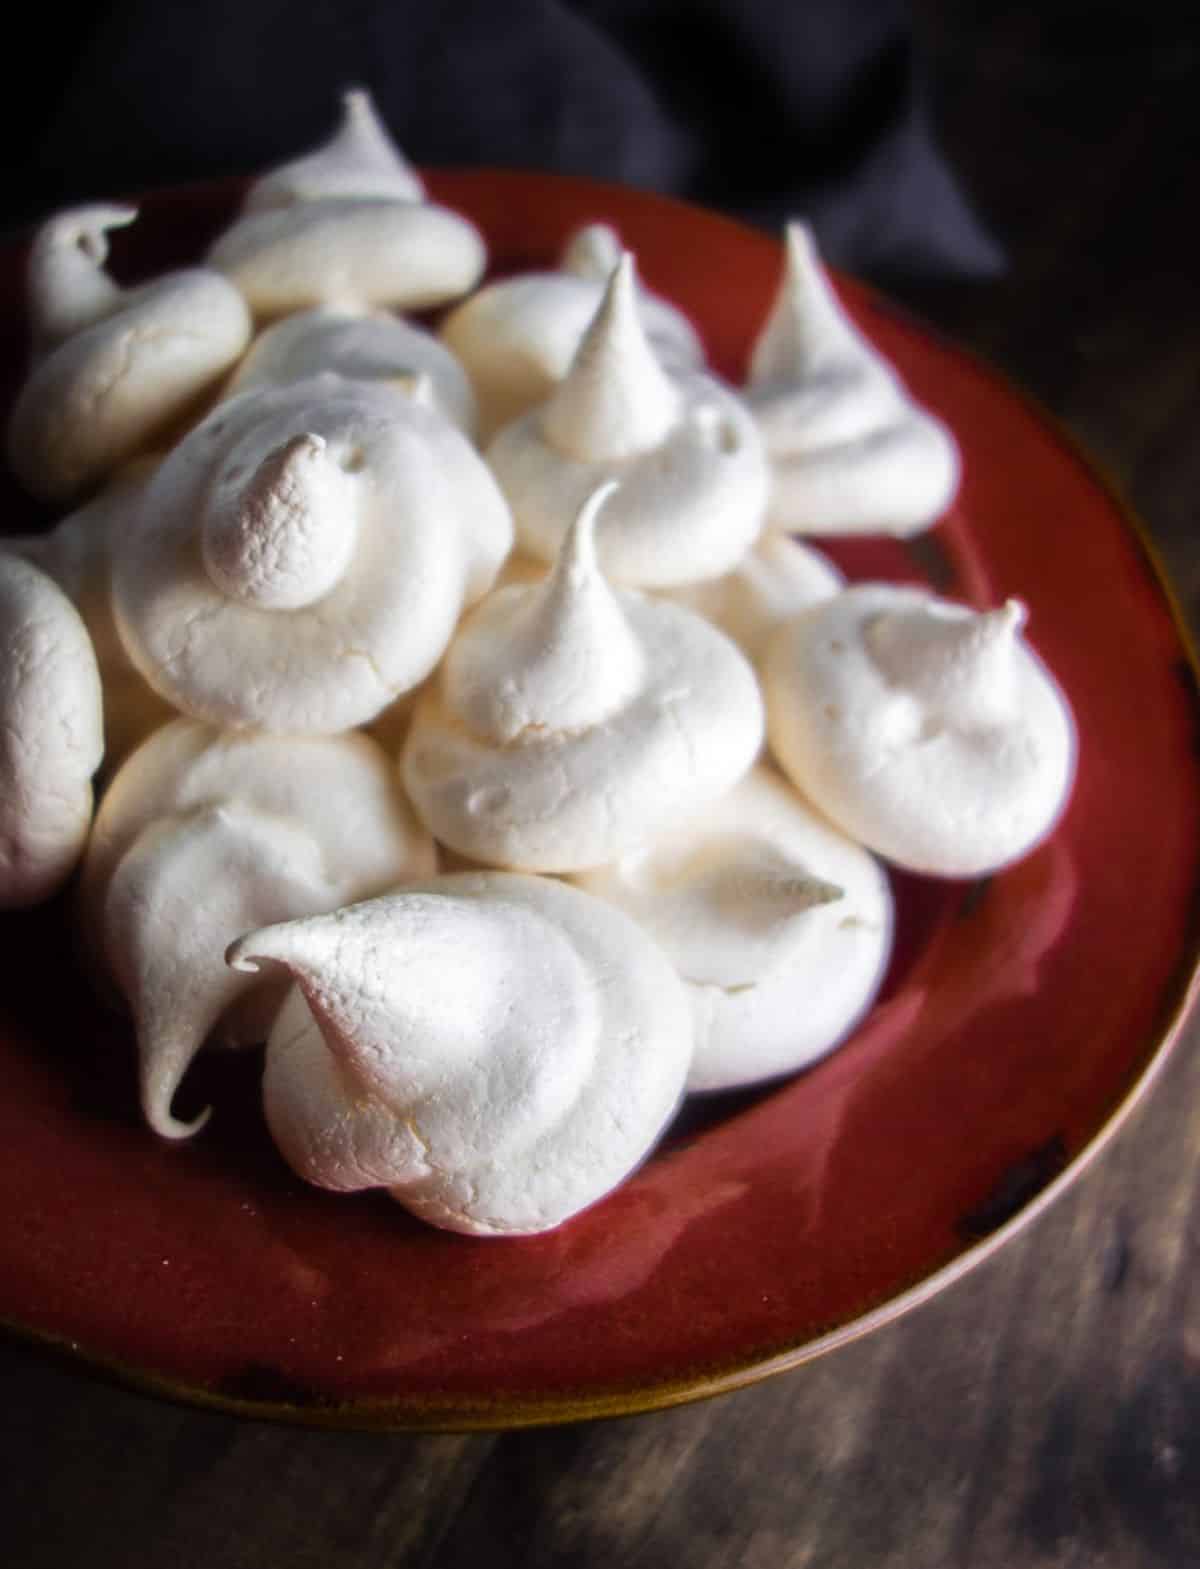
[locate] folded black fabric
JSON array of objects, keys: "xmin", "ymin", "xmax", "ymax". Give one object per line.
[{"xmin": 10, "ymin": 0, "xmax": 1001, "ymax": 280}]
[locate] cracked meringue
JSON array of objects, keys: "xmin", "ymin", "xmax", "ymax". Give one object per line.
[
  {"xmin": 227, "ymin": 872, "xmax": 692, "ymax": 1236},
  {"xmin": 486, "ymin": 253, "xmax": 768, "ymax": 588},
  {"xmin": 403, "ymin": 483, "xmax": 764, "ymax": 872},
  {"xmin": 765, "ymin": 585, "xmax": 1076, "ymax": 876},
  {"xmin": 243, "ymin": 87, "xmax": 425, "ymax": 211},
  {"xmin": 666, "ymin": 533, "xmax": 844, "ymax": 663},
  {"xmin": 440, "ymin": 220, "xmax": 704, "ymax": 439},
  {"xmin": 577, "ymin": 766, "xmax": 892, "ymax": 1091},
  {"xmin": 110, "ymin": 375, "xmax": 512, "ymax": 733},
  {"xmin": 7, "ymin": 205, "xmax": 252, "ymax": 502},
  {"xmin": 82, "ymin": 718, "xmax": 437, "ymax": 1139},
  {"xmin": 224, "ymin": 306, "xmax": 477, "ymax": 435},
  {"xmin": 0, "ymin": 550, "xmax": 104, "ymax": 907},
  {"xmin": 746, "ymin": 222, "xmax": 959, "ymax": 537}
]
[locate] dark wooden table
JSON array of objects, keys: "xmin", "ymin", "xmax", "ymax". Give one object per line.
[{"xmin": 2, "ymin": 11, "xmax": 1198, "ymax": 1566}]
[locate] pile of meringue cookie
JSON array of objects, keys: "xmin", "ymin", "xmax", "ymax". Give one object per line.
[{"xmin": 0, "ymin": 90, "xmax": 1076, "ymax": 1238}]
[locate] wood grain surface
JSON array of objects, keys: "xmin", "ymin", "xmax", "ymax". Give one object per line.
[{"xmin": 2, "ymin": 9, "xmax": 1199, "ymax": 1566}]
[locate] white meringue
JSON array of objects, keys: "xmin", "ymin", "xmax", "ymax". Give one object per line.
[
  {"xmin": 5, "ymin": 464, "xmax": 176, "ymax": 769},
  {"xmin": 746, "ymin": 222, "xmax": 960, "ymax": 537},
  {"xmin": 0, "ymin": 551, "xmax": 104, "ymax": 907},
  {"xmin": 403, "ymin": 483, "xmax": 765, "ymax": 872},
  {"xmin": 25, "ymin": 203, "xmax": 129, "ymax": 353},
  {"xmin": 207, "ymin": 196, "xmax": 485, "ymax": 320},
  {"xmin": 666, "ymin": 533, "xmax": 844, "ymax": 662},
  {"xmin": 765, "ymin": 585, "xmax": 1076, "ymax": 876},
  {"xmin": 110, "ymin": 375, "xmax": 513, "ymax": 733},
  {"xmin": 486, "ymin": 253, "xmax": 768, "ymax": 587},
  {"xmin": 224, "ymin": 306, "xmax": 477, "ymax": 435},
  {"xmin": 440, "ymin": 221, "xmax": 704, "ymax": 439},
  {"xmin": 228, "ymin": 872, "xmax": 693, "ymax": 1236},
  {"xmin": 576, "ymin": 765, "xmax": 892, "ymax": 1092},
  {"xmin": 243, "ymin": 87, "xmax": 425, "ymax": 211},
  {"xmin": 7, "ymin": 205, "xmax": 253, "ymax": 502},
  {"xmin": 82, "ymin": 718, "xmax": 437, "ymax": 1139}
]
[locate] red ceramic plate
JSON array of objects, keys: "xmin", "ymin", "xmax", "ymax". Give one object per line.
[{"xmin": 1, "ymin": 172, "xmax": 1197, "ymax": 1430}]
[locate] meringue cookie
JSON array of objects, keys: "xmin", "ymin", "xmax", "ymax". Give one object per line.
[
  {"xmin": 440, "ymin": 221, "xmax": 704, "ymax": 439},
  {"xmin": 243, "ymin": 87, "xmax": 425, "ymax": 211},
  {"xmin": 228, "ymin": 872, "xmax": 692, "ymax": 1236},
  {"xmin": 5, "ymin": 464, "xmax": 176, "ymax": 768},
  {"xmin": 765, "ymin": 585, "xmax": 1076, "ymax": 876},
  {"xmin": 110, "ymin": 375, "xmax": 513, "ymax": 733},
  {"xmin": 7, "ymin": 205, "xmax": 252, "ymax": 502},
  {"xmin": 403, "ymin": 483, "xmax": 764, "ymax": 872},
  {"xmin": 746, "ymin": 222, "xmax": 959, "ymax": 537},
  {"xmin": 82, "ymin": 718, "xmax": 437, "ymax": 1138},
  {"xmin": 576, "ymin": 766, "xmax": 892, "ymax": 1092},
  {"xmin": 486, "ymin": 253, "xmax": 768, "ymax": 587},
  {"xmin": 207, "ymin": 196, "xmax": 486, "ymax": 320},
  {"xmin": 224, "ymin": 306, "xmax": 477, "ymax": 435},
  {"xmin": 0, "ymin": 551, "xmax": 104, "ymax": 907},
  {"xmin": 666, "ymin": 533, "xmax": 844, "ymax": 662}
]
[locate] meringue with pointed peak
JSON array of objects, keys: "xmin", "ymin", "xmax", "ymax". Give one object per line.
[
  {"xmin": 765, "ymin": 585, "xmax": 1076, "ymax": 876},
  {"xmin": 0, "ymin": 551, "xmax": 104, "ymax": 907},
  {"xmin": 111, "ymin": 374, "xmax": 513, "ymax": 733},
  {"xmin": 208, "ymin": 154, "xmax": 485, "ymax": 317},
  {"xmin": 403, "ymin": 483, "xmax": 764, "ymax": 872},
  {"xmin": 440, "ymin": 220, "xmax": 704, "ymax": 439},
  {"xmin": 228, "ymin": 872, "xmax": 692, "ymax": 1236},
  {"xmin": 243, "ymin": 87, "xmax": 425, "ymax": 211},
  {"xmin": 486, "ymin": 253, "xmax": 767, "ymax": 587},
  {"xmin": 82, "ymin": 718, "xmax": 437, "ymax": 1140},
  {"xmin": 224, "ymin": 305, "xmax": 477, "ymax": 435},
  {"xmin": 665, "ymin": 533, "xmax": 844, "ymax": 663},
  {"xmin": 6, "ymin": 205, "xmax": 252, "ymax": 502},
  {"xmin": 5, "ymin": 463, "xmax": 176, "ymax": 769},
  {"xmin": 746, "ymin": 222, "xmax": 959, "ymax": 537},
  {"xmin": 576, "ymin": 765, "xmax": 892, "ymax": 1091}
]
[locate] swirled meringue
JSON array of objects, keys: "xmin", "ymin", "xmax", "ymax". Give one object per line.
[
  {"xmin": 224, "ymin": 306, "xmax": 477, "ymax": 435},
  {"xmin": 110, "ymin": 375, "xmax": 513, "ymax": 733},
  {"xmin": 440, "ymin": 221, "xmax": 704, "ymax": 439},
  {"xmin": 227, "ymin": 872, "xmax": 692, "ymax": 1236},
  {"xmin": 243, "ymin": 87, "xmax": 425, "ymax": 211},
  {"xmin": 207, "ymin": 196, "xmax": 485, "ymax": 320},
  {"xmin": 486, "ymin": 253, "xmax": 767, "ymax": 587},
  {"xmin": 82, "ymin": 718, "xmax": 437, "ymax": 1139},
  {"xmin": 403, "ymin": 483, "xmax": 764, "ymax": 872},
  {"xmin": 577, "ymin": 766, "xmax": 892, "ymax": 1091},
  {"xmin": 765, "ymin": 585, "xmax": 1076, "ymax": 876},
  {"xmin": 7, "ymin": 205, "xmax": 252, "ymax": 502},
  {"xmin": 5, "ymin": 464, "xmax": 176, "ymax": 768},
  {"xmin": 0, "ymin": 551, "xmax": 103, "ymax": 907},
  {"xmin": 665, "ymin": 533, "xmax": 844, "ymax": 662},
  {"xmin": 746, "ymin": 222, "xmax": 960, "ymax": 537}
]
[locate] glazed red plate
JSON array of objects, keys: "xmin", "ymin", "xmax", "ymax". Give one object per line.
[{"xmin": 1, "ymin": 172, "xmax": 1197, "ymax": 1429}]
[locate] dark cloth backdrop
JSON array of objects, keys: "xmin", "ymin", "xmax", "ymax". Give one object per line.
[{"xmin": 7, "ymin": 0, "xmax": 1000, "ymax": 281}]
